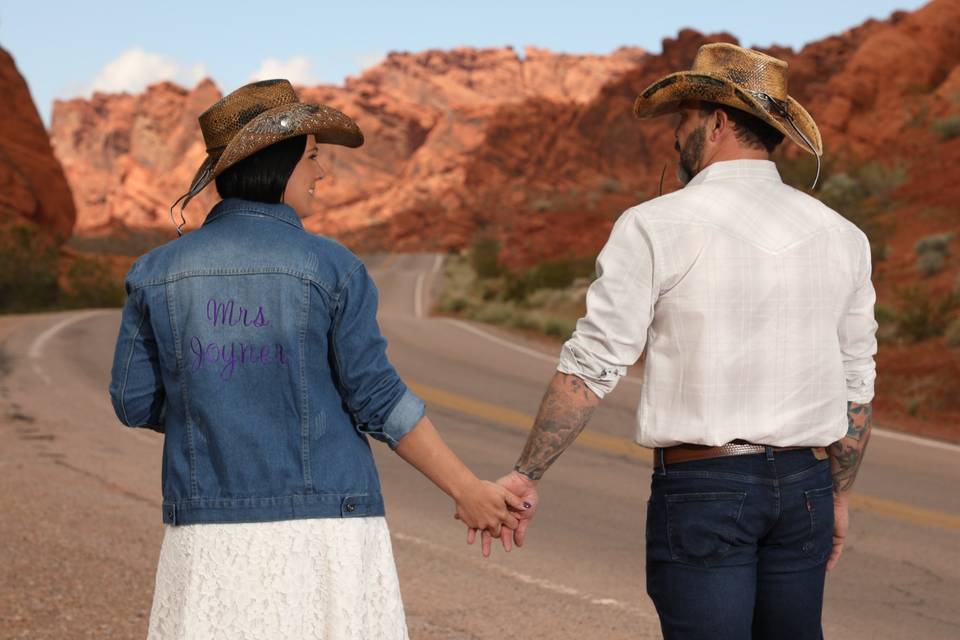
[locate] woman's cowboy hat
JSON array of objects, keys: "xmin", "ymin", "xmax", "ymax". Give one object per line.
[
  {"xmin": 171, "ymin": 78, "xmax": 363, "ymax": 233},
  {"xmin": 634, "ymin": 43, "xmax": 822, "ymax": 159}
]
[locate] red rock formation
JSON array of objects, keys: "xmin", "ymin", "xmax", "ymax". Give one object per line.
[
  {"xmin": 51, "ymin": 79, "xmax": 222, "ymax": 233},
  {"xmin": 0, "ymin": 46, "xmax": 75, "ymax": 241},
  {"xmin": 50, "ymin": 46, "xmax": 644, "ymax": 237}
]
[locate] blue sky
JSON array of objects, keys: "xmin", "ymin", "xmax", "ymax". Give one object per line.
[{"xmin": 1, "ymin": 0, "xmax": 927, "ymax": 124}]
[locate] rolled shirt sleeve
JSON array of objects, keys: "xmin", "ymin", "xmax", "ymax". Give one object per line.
[
  {"xmin": 839, "ymin": 234, "xmax": 878, "ymax": 404},
  {"xmin": 558, "ymin": 207, "xmax": 658, "ymax": 399},
  {"xmin": 331, "ymin": 262, "xmax": 425, "ymax": 449}
]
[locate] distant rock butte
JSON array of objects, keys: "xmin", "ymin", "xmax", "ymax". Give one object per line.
[
  {"xmin": 0, "ymin": 46, "xmax": 75, "ymax": 241},
  {"xmin": 50, "ymin": 45, "xmax": 645, "ymax": 236}
]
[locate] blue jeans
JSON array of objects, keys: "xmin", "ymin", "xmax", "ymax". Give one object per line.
[{"xmin": 645, "ymin": 448, "xmax": 834, "ymax": 640}]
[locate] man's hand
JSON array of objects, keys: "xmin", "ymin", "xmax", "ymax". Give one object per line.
[
  {"xmin": 454, "ymin": 480, "xmax": 524, "ymax": 557},
  {"xmin": 825, "ymin": 401, "xmax": 872, "ymax": 572},
  {"xmin": 464, "ymin": 471, "xmax": 540, "ymax": 556},
  {"xmin": 827, "ymin": 492, "xmax": 849, "ymax": 571}
]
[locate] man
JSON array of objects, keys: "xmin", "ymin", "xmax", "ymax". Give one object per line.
[{"xmin": 480, "ymin": 43, "xmax": 878, "ymax": 639}]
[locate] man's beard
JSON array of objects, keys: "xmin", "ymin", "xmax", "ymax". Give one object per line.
[{"xmin": 675, "ymin": 125, "xmax": 705, "ymax": 186}]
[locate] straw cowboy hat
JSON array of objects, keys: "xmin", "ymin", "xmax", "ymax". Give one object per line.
[
  {"xmin": 171, "ymin": 78, "xmax": 363, "ymax": 233},
  {"xmin": 634, "ymin": 43, "xmax": 822, "ymax": 158}
]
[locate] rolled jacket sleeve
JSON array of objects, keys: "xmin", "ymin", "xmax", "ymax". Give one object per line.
[
  {"xmin": 109, "ymin": 280, "xmax": 166, "ymax": 432},
  {"xmin": 330, "ymin": 262, "xmax": 425, "ymax": 449},
  {"xmin": 839, "ymin": 235, "xmax": 878, "ymax": 404},
  {"xmin": 558, "ymin": 207, "xmax": 658, "ymax": 399}
]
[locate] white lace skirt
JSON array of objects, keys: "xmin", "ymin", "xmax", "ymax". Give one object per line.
[{"xmin": 147, "ymin": 517, "xmax": 408, "ymax": 640}]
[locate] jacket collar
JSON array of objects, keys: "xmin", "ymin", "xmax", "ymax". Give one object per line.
[
  {"xmin": 202, "ymin": 198, "xmax": 304, "ymax": 230},
  {"xmin": 686, "ymin": 159, "xmax": 783, "ymax": 187}
]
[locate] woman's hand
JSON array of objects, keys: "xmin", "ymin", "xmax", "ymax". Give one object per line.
[{"xmin": 454, "ymin": 480, "xmax": 524, "ymax": 557}]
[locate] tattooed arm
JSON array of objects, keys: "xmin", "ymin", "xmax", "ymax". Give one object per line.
[
  {"xmin": 514, "ymin": 371, "xmax": 601, "ymax": 480},
  {"xmin": 471, "ymin": 372, "xmax": 600, "ymax": 554},
  {"xmin": 825, "ymin": 401, "xmax": 873, "ymax": 570}
]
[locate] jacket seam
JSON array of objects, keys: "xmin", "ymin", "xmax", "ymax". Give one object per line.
[
  {"xmin": 166, "ymin": 283, "xmax": 200, "ymax": 498},
  {"xmin": 118, "ymin": 299, "xmax": 147, "ymax": 425},
  {"xmin": 127, "ymin": 268, "xmax": 338, "ymax": 298},
  {"xmin": 299, "ymin": 278, "xmax": 313, "ymax": 493}
]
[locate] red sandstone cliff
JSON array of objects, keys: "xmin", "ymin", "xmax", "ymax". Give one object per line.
[
  {"xmin": 0, "ymin": 46, "xmax": 75, "ymax": 241},
  {"xmin": 50, "ymin": 46, "xmax": 644, "ymax": 237}
]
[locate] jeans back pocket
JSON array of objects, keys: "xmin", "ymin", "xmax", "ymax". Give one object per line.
[{"xmin": 665, "ymin": 491, "xmax": 747, "ymax": 567}]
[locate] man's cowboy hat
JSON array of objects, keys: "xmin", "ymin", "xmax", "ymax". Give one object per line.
[
  {"xmin": 171, "ymin": 78, "xmax": 363, "ymax": 233},
  {"xmin": 634, "ymin": 43, "xmax": 822, "ymax": 158}
]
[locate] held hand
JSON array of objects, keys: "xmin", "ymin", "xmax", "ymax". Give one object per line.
[
  {"xmin": 827, "ymin": 492, "xmax": 849, "ymax": 571},
  {"xmin": 466, "ymin": 471, "xmax": 540, "ymax": 556},
  {"xmin": 454, "ymin": 480, "xmax": 523, "ymax": 556}
]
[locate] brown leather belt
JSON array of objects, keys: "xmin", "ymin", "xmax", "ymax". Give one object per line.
[{"xmin": 654, "ymin": 440, "xmax": 828, "ymax": 469}]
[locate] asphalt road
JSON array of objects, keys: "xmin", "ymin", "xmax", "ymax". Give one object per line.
[{"xmin": 1, "ymin": 252, "xmax": 958, "ymax": 639}]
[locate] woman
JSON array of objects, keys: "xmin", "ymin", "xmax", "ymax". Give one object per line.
[{"xmin": 109, "ymin": 79, "xmax": 522, "ymax": 639}]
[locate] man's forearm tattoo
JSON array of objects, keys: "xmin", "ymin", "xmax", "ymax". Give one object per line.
[
  {"xmin": 828, "ymin": 401, "xmax": 873, "ymax": 493},
  {"xmin": 514, "ymin": 373, "xmax": 599, "ymax": 481}
]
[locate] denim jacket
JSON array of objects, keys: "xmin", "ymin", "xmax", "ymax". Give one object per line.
[{"xmin": 108, "ymin": 198, "xmax": 425, "ymax": 525}]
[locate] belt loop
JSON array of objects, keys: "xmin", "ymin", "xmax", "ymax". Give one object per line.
[
  {"xmin": 765, "ymin": 446, "xmax": 775, "ymax": 462},
  {"xmin": 658, "ymin": 448, "xmax": 667, "ymax": 476}
]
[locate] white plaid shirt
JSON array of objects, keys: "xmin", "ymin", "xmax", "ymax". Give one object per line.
[{"xmin": 558, "ymin": 160, "xmax": 877, "ymax": 448}]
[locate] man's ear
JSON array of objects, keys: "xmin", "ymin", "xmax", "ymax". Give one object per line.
[{"xmin": 709, "ymin": 107, "xmax": 730, "ymax": 142}]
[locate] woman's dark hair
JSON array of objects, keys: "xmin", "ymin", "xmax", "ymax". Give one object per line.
[
  {"xmin": 700, "ymin": 103, "xmax": 785, "ymax": 153},
  {"xmin": 215, "ymin": 134, "xmax": 307, "ymax": 203}
]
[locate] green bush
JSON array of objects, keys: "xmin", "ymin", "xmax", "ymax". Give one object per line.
[
  {"xmin": 471, "ymin": 238, "xmax": 502, "ymax": 279},
  {"xmin": 0, "ymin": 225, "xmax": 60, "ymax": 313},
  {"xmin": 931, "ymin": 116, "xmax": 960, "ymax": 141},
  {"xmin": 916, "ymin": 251, "xmax": 946, "ymax": 277},
  {"xmin": 894, "ymin": 285, "xmax": 958, "ymax": 342},
  {"xmin": 61, "ymin": 256, "xmax": 125, "ymax": 309},
  {"xmin": 0, "ymin": 224, "xmax": 126, "ymax": 313},
  {"xmin": 946, "ymin": 317, "xmax": 960, "ymax": 349},
  {"xmin": 915, "ymin": 232, "xmax": 954, "ymax": 256}
]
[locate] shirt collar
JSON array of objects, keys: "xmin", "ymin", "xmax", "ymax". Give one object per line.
[
  {"xmin": 686, "ymin": 159, "xmax": 783, "ymax": 188},
  {"xmin": 202, "ymin": 198, "xmax": 304, "ymax": 230}
]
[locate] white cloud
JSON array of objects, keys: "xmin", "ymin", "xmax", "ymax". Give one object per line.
[
  {"xmin": 68, "ymin": 47, "xmax": 209, "ymax": 97},
  {"xmin": 248, "ymin": 56, "xmax": 319, "ymax": 86}
]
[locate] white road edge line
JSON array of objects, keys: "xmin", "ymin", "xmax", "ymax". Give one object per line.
[
  {"xmin": 392, "ymin": 531, "xmax": 649, "ymax": 616},
  {"xmin": 29, "ymin": 310, "xmax": 109, "ymax": 360},
  {"xmin": 442, "ymin": 317, "xmax": 643, "ymax": 387},
  {"xmin": 29, "ymin": 311, "xmax": 112, "ymax": 385},
  {"xmin": 871, "ymin": 427, "xmax": 960, "ymax": 452}
]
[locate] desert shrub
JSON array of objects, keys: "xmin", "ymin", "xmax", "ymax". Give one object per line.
[
  {"xmin": 471, "ymin": 238, "xmax": 502, "ymax": 279},
  {"xmin": 66, "ymin": 228, "xmax": 172, "ymax": 256},
  {"xmin": 915, "ymin": 232, "xmax": 954, "ymax": 256},
  {"xmin": 0, "ymin": 224, "xmax": 60, "ymax": 313},
  {"xmin": 916, "ymin": 251, "xmax": 946, "ymax": 277},
  {"xmin": 61, "ymin": 256, "xmax": 125, "ymax": 309},
  {"xmin": 532, "ymin": 198, "xmax": 555, "ymax": 213},
  {"xmin": 946, "ymin": 317, "xmax": 960, "ymax": 349},
  {"xmin": 874, "ymin": 304, "xmax": 897, "ymax": 343},
  {"xmin": 599, "ymin": 178, "xmax": 622, "ymax": 193},
  {"xmin": 894, "ymin": 285, "xmax": 958, "ymax": 342},
  {"xmin": 931, "ymin": 116, "xmax": 960, "ymax": 141}
]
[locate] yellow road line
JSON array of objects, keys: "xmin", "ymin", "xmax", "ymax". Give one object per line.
[{"xmin": 408, "ymin": 380, "xmax": 960, "ymax": 533}]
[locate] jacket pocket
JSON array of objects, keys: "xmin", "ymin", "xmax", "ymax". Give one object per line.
[{"xmin": 665, "ymin": 491, "xmax": 747, "ymax": 567}]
